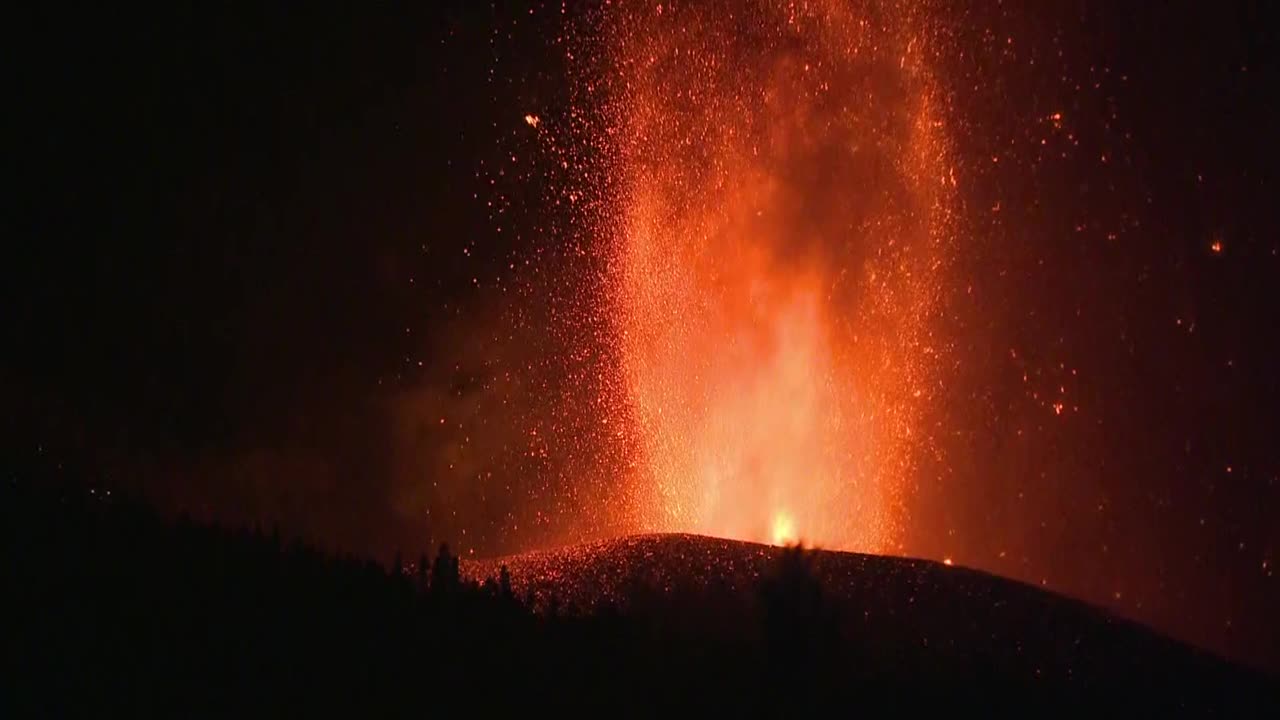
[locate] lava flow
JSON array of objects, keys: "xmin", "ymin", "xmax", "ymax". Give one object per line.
[{"xmin": 588, "ymin": 0, "xmax": 957, "ymax": 552}]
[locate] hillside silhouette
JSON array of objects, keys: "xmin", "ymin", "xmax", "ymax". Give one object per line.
[{"xmin": 5, "ymin": 465, "xmax": 1276, "ymax": 716}]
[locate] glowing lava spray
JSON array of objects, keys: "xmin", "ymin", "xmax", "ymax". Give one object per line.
[{"xmin": 591, "ymin": 0, "xmax": 957, "ymax": 552}]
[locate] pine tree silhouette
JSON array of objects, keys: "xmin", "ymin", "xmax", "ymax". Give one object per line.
[{"xmin": 431, "ymin": 543, "xmax": 459, "ymax": 594}]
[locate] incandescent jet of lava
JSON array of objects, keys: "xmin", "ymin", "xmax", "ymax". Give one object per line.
[{"xmin": 590, "ymin": 0, "xmax": 957, "ymax": 553}]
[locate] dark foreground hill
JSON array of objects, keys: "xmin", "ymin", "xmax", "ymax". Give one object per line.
[
  {"xmin": 5, "ymin": 474, "xmax": 1276, "ymax": 716},
  {"xmin": 471, "ymin": 534, "xmax": 1280, "ymax": 710}
]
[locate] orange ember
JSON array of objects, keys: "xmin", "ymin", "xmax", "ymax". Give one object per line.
[{"xmin": 597, "ymin": 0, "xmax": 956, "ymax": 553}]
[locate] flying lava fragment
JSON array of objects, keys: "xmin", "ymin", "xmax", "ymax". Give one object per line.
[{"xmin": 588, "ymin": 0, "xmax": 957, "ymax": 553}]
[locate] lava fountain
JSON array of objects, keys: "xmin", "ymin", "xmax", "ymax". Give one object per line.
[{"xmin": 593, "ymin": 0, "xmax": 956, "ymax": 553}]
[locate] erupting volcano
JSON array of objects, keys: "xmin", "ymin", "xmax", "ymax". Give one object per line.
[
  {"xmin": 10, "ymin": 0, "xmax": 1279, "ymax": 692},
  {"xmin": 579, "ymin": 0, "xmax": 956, "ymax": 551}
]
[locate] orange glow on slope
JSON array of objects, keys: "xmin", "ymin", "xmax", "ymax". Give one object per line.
[{"xmin": 599, "ymin": 0, "xmax": 956, "ymax": 554}]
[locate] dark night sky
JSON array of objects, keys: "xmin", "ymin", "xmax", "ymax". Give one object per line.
[
  {"xmin": 5, "ymin": 1, "xmax": 1279, "ymax": 671},
  {"xmin": 8, "ymin": 2, "xmax": 509, "ymax": 549}
]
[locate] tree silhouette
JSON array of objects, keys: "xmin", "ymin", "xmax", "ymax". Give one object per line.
[
  {"xmin": 431, "ymin": 543, "xmax": 459, "ymax": 594},
  {"xmin": 417, "ymin": 552, "xmax": 430, "ymax": 591},
  {"xmin": 499, "ymin": 564, "xmax": 513, "ymax": 601},
  {"xmin": 759, "ymin": 544, "xmax": 837, "ymax": 707}
]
